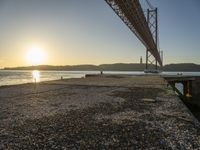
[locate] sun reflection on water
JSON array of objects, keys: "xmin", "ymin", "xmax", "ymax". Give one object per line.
[{"xmin": 32, "ymin": 70, "xmax": 40, "ymax": 82}]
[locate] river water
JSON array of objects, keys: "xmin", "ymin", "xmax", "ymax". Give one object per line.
[{"xmin": 0, "ymin": 70, "xmax": 200, "ymax": 86}]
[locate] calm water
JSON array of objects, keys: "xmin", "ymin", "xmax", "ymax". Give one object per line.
[{"xmin": 0, "ymin": 70, "xmax": 200, "ymax": 86}]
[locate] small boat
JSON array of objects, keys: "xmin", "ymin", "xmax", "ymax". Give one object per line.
[{"xmin": 144, "ymin": 69, "xmax": 162, "ymax": 74}]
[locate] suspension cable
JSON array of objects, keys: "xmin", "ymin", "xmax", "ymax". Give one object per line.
[{"xmin": 145, "ymin": 0, "xmax": 155, "ymax": 10}]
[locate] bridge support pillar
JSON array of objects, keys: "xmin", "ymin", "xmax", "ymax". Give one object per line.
[
  {"xmin": 183, "ymin": 81, "xmax": 188, "ymax": 96},
  {"xmin": 145, "ymin": 8, "xmax": 161, "ymax": 71},
  {"xmin": 168, "ymin": 80, "xmax": 193, "ymax": 100}
]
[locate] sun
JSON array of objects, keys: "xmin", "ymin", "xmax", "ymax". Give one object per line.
[{"xmin": 26, "ymin": 46, "xmax": 47, "ymax": 65}]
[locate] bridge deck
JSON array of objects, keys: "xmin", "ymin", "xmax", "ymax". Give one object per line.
[{"xmin": 0, "ymin": 75, "xmax": 199, "ymax": 149}]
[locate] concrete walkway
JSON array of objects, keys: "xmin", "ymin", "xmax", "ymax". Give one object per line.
[{"xmin": 0, "ymin": 75, "xmax": 199, "ymax": 149}]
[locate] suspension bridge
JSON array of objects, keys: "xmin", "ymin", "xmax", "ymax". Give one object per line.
[
  {"xmin": 104, "ymin": 0, "xmax": 199, "ymax": 99},
  {"xmin": 105, "ymin": 0, "xmax": 163, "ymax": 70}
]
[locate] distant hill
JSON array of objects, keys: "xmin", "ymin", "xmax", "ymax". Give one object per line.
[
  {"xmin": 4, "ymin": 65, "xmax": 99, "ymax": 71},
  {"xmin": 163, "ymin": 63, "xmax": 200, "ymax": 72},
  {"xmin": 99, "ymin": 63, "xmax": 146, "ymax": 71},
  {"xmin": 3, "ymin": 63, "xmax": 147, "ymax": 71},
  {"xmin": 3, "ymin": 63, "xmax": 200, "ymax": 72}
]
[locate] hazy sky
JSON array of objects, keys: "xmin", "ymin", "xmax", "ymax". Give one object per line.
[{"xmin": 0, "ymin": 0, "xmax": 200, "ymax": 67}]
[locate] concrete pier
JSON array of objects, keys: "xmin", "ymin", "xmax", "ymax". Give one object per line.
[
  {"xmin": 164, "ymin": 75, "xmax": 200, "ymax": 121},
  {"xmin": 0, "ymin": 75, "xmax": 200, "ymax": 149}
]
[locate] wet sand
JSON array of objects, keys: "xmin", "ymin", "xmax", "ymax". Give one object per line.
[{"xmin": 0, "ymin": 75, "xmax": 200, "ymax": 149}]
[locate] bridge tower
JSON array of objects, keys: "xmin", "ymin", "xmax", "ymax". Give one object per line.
[
  {"xmin": 140, "ymin": 56, "xmax": 143, "ymax": 64},
  {"xmin": 146, "ymin": 8, "xmax": 160, "ymax": 70}
]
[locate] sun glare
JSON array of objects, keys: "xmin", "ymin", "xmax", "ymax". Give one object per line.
[{"xmin": 26, "ymin": 46, "xmax": 46, "ymax": 65}]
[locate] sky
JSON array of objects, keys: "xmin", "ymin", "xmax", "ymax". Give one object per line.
[{"xmin": 0, "ymin": 0, "xmax": 200, "ymax": 67}]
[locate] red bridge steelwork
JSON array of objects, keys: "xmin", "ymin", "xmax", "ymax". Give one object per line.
[{"xmin": 105, "ymin": 0, "xmax": 162, "ymax": 67}]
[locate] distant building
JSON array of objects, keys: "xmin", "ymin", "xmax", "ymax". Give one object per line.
[{"xmin": 140, "ymin": 56, "xmax": 143, "ymax": 64}]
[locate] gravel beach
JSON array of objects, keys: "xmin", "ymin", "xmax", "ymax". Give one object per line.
[{"xmin": 0, "ymin": 75, "xmax": 200, "ymax": 149}]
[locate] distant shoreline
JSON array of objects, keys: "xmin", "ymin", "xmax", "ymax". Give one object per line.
[
  {"xmin": 2, "ymin": 63, "xmax": 200, "ymax": 72},
  {"xmin": 1, "ymin": 69, "xmax": 200, "ymax": 72}
]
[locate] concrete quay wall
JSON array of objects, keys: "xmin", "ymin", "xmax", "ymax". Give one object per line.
[{"xmin": 192, "ymin": 76, "xmax": 200, "ymax": 101}]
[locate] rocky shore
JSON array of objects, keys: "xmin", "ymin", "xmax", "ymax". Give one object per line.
[{"xmin": 0, "ymin": 75, "xmax": 200, "ymax": 149}]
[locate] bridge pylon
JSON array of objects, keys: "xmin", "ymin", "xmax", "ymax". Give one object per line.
[{"xmin": 145, "ymin": 8, "xmax": 162, "ymax": 71}]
